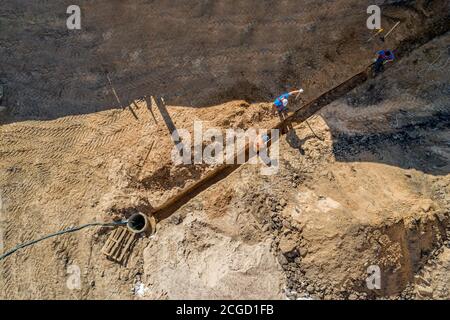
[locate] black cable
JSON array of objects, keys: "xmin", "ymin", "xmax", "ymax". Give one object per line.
[
  {"xmin": 305, "ymin": 119, "xmax": 324, "ymax": 141},
  {"xmin": 0, "ymin": 220, "xmax": 127, "ymax": 261}
]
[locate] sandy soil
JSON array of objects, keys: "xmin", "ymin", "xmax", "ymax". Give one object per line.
[{"xmin": 0, "ymin": 97, "xmax": 279, "ymax": 298}]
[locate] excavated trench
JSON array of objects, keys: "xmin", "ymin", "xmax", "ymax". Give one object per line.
[
  {"xmin": 151, "ymin": 69, "xmax": 369, "ymax": 221},
  {"xmin": 149, "ymin": 15, "xmax": 449, "ymax": 223},
  {"xmin": 138, "ymin": 21, "xmax": 450, "ymax": 298}
]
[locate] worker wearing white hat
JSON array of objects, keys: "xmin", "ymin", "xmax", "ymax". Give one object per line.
[{"xmin": 273, "ymin": 89, "xmax": 304, "ymax": 116}]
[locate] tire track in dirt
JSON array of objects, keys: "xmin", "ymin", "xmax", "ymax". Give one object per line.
[{"xmin": 0, "ymin": 105, "xmax": 149, "ymax": 298}]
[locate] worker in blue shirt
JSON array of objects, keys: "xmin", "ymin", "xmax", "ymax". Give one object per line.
[
  {"xmin": 373, "ymin": 50, "xmax": 395, "ymax": 74},
  {"xmin": 273, "ymin": 89, "xmax": 304, "ymax": 117}
]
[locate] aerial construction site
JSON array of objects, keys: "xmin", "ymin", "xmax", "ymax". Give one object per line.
[{"xmin": 0, "ymin": 0, "xmax": 449, "ymax": 301}]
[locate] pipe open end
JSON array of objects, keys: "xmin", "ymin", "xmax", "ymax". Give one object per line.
[{"xmin": 127, "ymin": 212, "xmax": 149, "ymax": 234}]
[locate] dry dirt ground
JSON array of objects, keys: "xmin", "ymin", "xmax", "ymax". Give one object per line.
[
  {"xmin": 0, "ymin": 1, "xmax": 449, "ymax": 299},
  {"xmin": 1, "ymin": 0, "xmax": 447, "ymax": 121}
]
